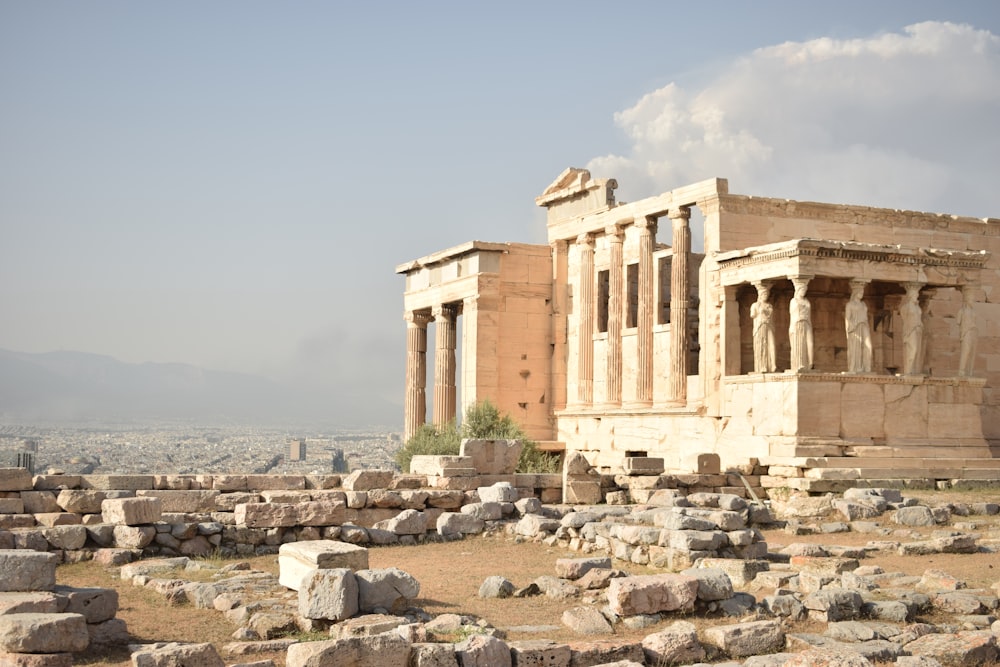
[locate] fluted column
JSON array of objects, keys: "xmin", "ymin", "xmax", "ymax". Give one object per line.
[
  {"xmin": 636, "ymin": 216, "xmax": 656, "ymax": 405},
  {"xmin": 404, "ymin": 311, "xmax": 430, "ymax": 442},
  {"xmin": 668, "ymin": 207, "xmax": 691, "ymax": 403},
  {"xmin": 606, "ymin": 224, "xmax": 625, "ymax": 406},
  {"xmin": 550, "ymin": 239, "xmax": 569, "ymax": 411},
  {"xmin": 576, "ymin": 233, "xmax": 595, "ymax": 406},
  {"xmin": 432, "ymin": 304, "xmax": 457, "ymax": 426}
]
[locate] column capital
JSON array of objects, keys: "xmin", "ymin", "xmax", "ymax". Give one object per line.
[
  {"xmin": 635, "ymin": 216, "xmax": 657, "ymax": 233},
  {"xmin": 668, "ymin": 206, "xmax": 691, "ymax": 222},
  {"xmin": 577, "ymin": 232, "xmax": 595, "ymax": 247},
  {"xmin": 902, "ymin": 281, "xmax": 925, "ymax": 293},
  {"xmin": 431, "ymin": 303, "xmax": 456, "ymax": 321},
  {"xmin": 404, "ymin": 311, "xmax": 431, "ymax": 327},
  {"xmin": 789, "ymin": 275, "xmax": 814, "ymax": 288},
  {"xmin": 604, "ymin": 224, "xmax": 625, "ymax": 242},
  {"xmin": 849, "ymin": 278, "xmax": 870, "ymax": 290},
  {"xmin": 550, "ymin": 238, "xmax": 569, "ymax": 252}
]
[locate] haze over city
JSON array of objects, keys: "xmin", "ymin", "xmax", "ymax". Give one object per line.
[{"xmin": 2, "ymin": 1, "xmax": 1000, "ymax": 427}]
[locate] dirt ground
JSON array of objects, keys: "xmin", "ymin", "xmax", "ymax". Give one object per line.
[{"xmin": 58, "ymin": 487, "xmax": 1000, "ymax": 666}]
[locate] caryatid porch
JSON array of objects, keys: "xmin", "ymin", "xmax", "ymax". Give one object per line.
[{"xmin": 713, "ymin": 238, "xmax": 991, "ymax": 459}]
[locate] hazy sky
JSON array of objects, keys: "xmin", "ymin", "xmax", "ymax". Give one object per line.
[{"xmin": 2, "ymin": 2, "xmax": 999, "ymax": 421}]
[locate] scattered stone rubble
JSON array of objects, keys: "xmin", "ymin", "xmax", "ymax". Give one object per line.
[{"xmin": 6, "ymin": 461, "xmax": 1000, "ymax": 665}]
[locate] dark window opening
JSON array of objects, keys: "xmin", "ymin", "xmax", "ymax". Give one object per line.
[
  {"xmin": 597, "ymin": 269, "xmax": 610, "ymax": 333},
  {"xmin": 626, "ymin": 263, "xmax": 638, "ymax": 328}
]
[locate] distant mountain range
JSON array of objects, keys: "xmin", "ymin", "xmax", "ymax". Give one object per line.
[{"xmin": 0, "ymin": 349, "xmax": 399, "ymax": 428}]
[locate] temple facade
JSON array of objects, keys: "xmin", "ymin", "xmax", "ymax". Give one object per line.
[{"xmin": 397, "ymin": 169, "xmax": 999, "ymax": 477}]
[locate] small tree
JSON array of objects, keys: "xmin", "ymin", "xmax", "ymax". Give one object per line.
[{"xmin": 395, "ymin": 400, "xmax": 559, "ymax": 474}]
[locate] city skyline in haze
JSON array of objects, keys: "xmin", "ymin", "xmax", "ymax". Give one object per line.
[{"xmin": 2, "ymin": 2, "xmax": 999, "ymax": 424}]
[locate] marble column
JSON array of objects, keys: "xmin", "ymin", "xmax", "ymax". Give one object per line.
[
  {"xmin": 668, "ymin": 207, "xmax": 691, "ymax": 403},
  {"xmin": 550, "ymin": 239, "xmax": 569, "ymax": 411},
  {"xmin": 432, "ymin": 304, "xmax": 457, "ymax": 426},
  {"xmin": 577, "ymin": 233, "xmax": 596, "ymax": 406},
  {"xmin": 606, "ymin": 224, "xmax": 624, "ymax": 406},
  {"xmin": 636, "ymin": 217, "xmax": 656, "ymax": 405},
  {"xmin": 403, "ymin": 311, "xmax": 430, "ymax": 442}
]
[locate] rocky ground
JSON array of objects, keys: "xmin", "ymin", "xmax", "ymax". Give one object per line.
[{"xmin": 50, "ymin": 485, "xmax": 1000, "ymax": 666}]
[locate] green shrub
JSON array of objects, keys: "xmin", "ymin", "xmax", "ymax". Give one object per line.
[{"xmin": 395, "ymin": 400, "xmax": 560, "ymax": 474}]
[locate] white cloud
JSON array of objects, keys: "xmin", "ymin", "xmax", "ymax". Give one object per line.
[{"xmin": 589, "ymin": 22, "xmax": 1000, "ymax": 219}]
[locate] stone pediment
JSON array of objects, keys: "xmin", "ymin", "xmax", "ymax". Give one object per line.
[{"xmin": 535, "ymin": 167, "xmax": 617, "ymax": 208}]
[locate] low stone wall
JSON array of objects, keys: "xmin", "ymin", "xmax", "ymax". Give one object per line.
[{"xmin": 0, "ymin": 465, "xmax": 780, "ymax": 562}]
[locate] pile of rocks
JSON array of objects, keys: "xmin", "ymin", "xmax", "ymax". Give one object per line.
[{"xmin": 0, "ymin": 549, "xmax": 127, "ymax": 663}]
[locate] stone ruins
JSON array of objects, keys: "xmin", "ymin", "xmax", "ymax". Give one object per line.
[{"xmin": 398, "ymin": 168, "xmax": 999, "ymax": 485}]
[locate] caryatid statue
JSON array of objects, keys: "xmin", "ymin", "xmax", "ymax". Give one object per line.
[
  {"xmin": 900, "ymin": 282, "xmax": 924, "ymax": 375},
  {"xmin": 750, "ymin": 281, "xmax": 776, "ymax": 373},
  {"xmin": 958, "ymin": 286, "xmax": 978, "ymax": 377},
  {"xmin": 789, "ymin": 276, "xmax": 814, "ymax": 372},
  {"xmin": 845, "ymin": 279, "xmax": 873, "ymax": 373}
]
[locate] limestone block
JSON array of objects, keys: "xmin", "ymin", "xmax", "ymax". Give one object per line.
[
  {"xmin": 101, "ymin": 497, "xmax": 161, "ymax": 525},
  {"xmin": 285, "ymin": 633, "xmax": 411, "ymax": 667},
  {"xmin": 298, "ymin": 568, "xmax": 358, "ymax": 621},
  {"xmin": 87, "ymin": 617, "xmax": 129, "ymax": 646},
  {"xmin": 515, "ymin": 473, "xmax": 562, "ymax": 489},
  {"xmin": 278, "ymin": 541, "xmax": 369, "ymax": 591},
  {"xmin": 52, "ymin": 586, "xmax": 118, "ymax": 624},
  {"xmin": 130, "ymin": 642, "xmax": 225, "ymax": 667},
  {"xmin": 0, "ymin": 499, "xmax": 24, "ymax": 515},
  {"xmin": 903, "ymin": 631, "xmax": 999, "ymax": 665},
  {"xmin": 460, "ymin": 439, "xmax": 522, "ymax": 475},
  {"xmin": 111, "ymin": 525, "xmax": 156, "ymax": 549},
  {"xmin": 702, "ymin": 619, "xmax": 784, "ymax": 658},
  {"xmin": 460, "ymin": 503, "xmax": 502, "ymax": 521},
  {"xmin": 453, "ymin": 634, "xmax": 511, "ymax": 667},
  {"xmin": 0, "ymin": 470, "xmax": 32, "ymax": 492},
  {"xmin": 640, "ymin": 620, "xmax": 705, "ymax": 665},
  {"xmin": 258, "ymin": 490, "xmax": 312, "ymax": 504},
  {"xmin": 564, "ymin": 479, "xmax": 601, "ymax": 505},
  {"xmin": 561, "ymin": 606, "xmax": 613, "ymax": 635},
  {"xmin": 0, "ymin": 592, "xmax": 59, "ymax": 615},
  {"xmin": 0, "ymin": 551, "xmax": 57, "ymax": 592},
  {"xmin": 508, "ymin": 640, "xmax": 570, "ymax": 667},
  {"xmin": 622, "ymin": 457, "xmax": 665, "ymax": 476},
  {"xmin": 18, "ymin": 494, "xmax": 55, "ymax": 516},
  {"xmin": 34, "ymin": 513, "xmax": 80, "ymax": 528},
  {"xmin": 213, "ymin": 492, "xmax": 259, "ymax": 511},
  {"xmin": 55, "ymin": 490, "xmax": 105, "ymax": 514},
  {"xmin": 234, "ymin": 501, "xmax": 345, "ymax": 528},
  {"xmin": 410, "ymin": 455, "xmax": 476, "ymax": 477},
  {"xmin": 0, "ymin": 613, "xmax": 89, "ymax": 653},
  {"xmin": 211, "ymin": 475, "xmax": 247, "ymax": 491},
  {"xmin": 377, "ymin": 509, "xmax": 427, "ymax": 535},
  {"xmin": 410, "ymin": 642, "xmax": 458, "ymax": 667},
  {"xmin": 40, "ymin": 526, "xmax": 87, "ymax": 551},
  {"xmin": 554, "ymin": 558, "xmax": 612, "ymax": 581},
  {"xmin": 32, "ymin": 475, "xmax": 82, "ymax": 491},
  {"xmin": 80, "ymin": 475, "xmax": 153, "ymax": 491},
  {"xmin": 477, "ymin": 482, "xmax": 518, "ymax": 503},
  {"xmin": 356, "ymin": 567, "xmax": 419, "ymax": 613},
  {"xmin": 244, "ymin": 475, "xmax": 305, "ymax": 491},
  {"xmin": 135, "ymin": 490, "xmax": 220, "ymax": 513},
  {"xmin": 436, "ymin": 512, "xmax": 485, "ymax": 536},
  {"xmin": 606, "ymin": 574, "xmax": 699, "ymax": 616},
  {"xmin": 342, "ymin": 470, "xmax": 395, "ymax": 492},
  {"xmin": 151, "ymin": 475, "xmax": 190, "ymax": 490}
]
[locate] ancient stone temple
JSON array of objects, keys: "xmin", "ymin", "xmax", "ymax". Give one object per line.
[{"xmin": 397, "ymin": 168, "xmax": 999, "ymax": 479}]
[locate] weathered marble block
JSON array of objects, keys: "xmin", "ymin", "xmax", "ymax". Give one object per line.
[
  {"xmin": 606, "ymin": 574, "xmax": 699, "ymax": 616},
  {"xmin": 0, "ymin": 551, "xmax": 57, "ymax": 592},
  {"xmin": 0, "ymin": 499, "xmax": 24, "ymax": 515},
  {"xmin": 55, "ymin": 490, "xmax": 106, "ymax": 514},
  {"xmin": 409, "ymin": 455, "xmax": 477, "ymax": 477},
  {"xmin": 0, "ymin": 469, "xmax": 32, "ymax": 492},
  {"xmin": 0, "ymin": 612, "xmax": 89, "ymax": 653},
  {"xmin": 279, "ymin": 540, "xmax": 369, "ymax": 591},
  {"xmin": 53, "ymin": 586, "xmax": 119, "ymax": 624},
  {"xmin": 298, "ymin": 568, "xmax": 358, "ymax": 621},
  {"xmin": 342, "ymin": 470, "xmax": 395, "ymax": 491},
  {"xmin": 135, "ymin": 490, "xmax": 219, "ymax": 513},
  {"xmin": 460, "ymin": 439, "xmax": 522, "ymax": 475},
  {"xmin": 81, "ymin": 475, "xmax": 153, "ymax": 491},
  {"xmin": 0, "ymin": 592, "xmax": 60, "ymax": 615},
  {"xmin": 235, "ymin": 501, "xmax": 345, "ymax": 528},
  {"xmin": 101, "ymin": 497, "xmax": 162, "ymax": 525}
]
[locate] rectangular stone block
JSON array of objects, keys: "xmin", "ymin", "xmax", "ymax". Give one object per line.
[
  {"xmin": 622, "ymin": 457, "xmax": 665, "ymax": 475},
  {"xmin": 0, "ymin": 592, "xmax": 60, "ymax": 615},
  {"xmin": 409, "ymin": 455, "xmax": 476, "ymax": 477},
  {"xmin": 211, "ymin": 475, "xmax": 247, "ymax": 491},
  {"xmin": 31, "ymin": 475, "xmax": 81, "ymax": 491},
  {"xmin": 0, "ymin": 551, "xmax": 58, "ymax": 592},
  {"xmin": 0, "ymin": 516, "xmax": 36, "ymax": 530},
  {"xmin": 19, "ymin": 492, "xmax": 59, "ymax": 514},
  {"xmin": 0, "ymin": 613, "xmax": 89, "ymax": 653},
  {"xmin": 342, "ymin": 470, "xmax": 395, "ymax": 491},
  {"xmin": 55, "ymin": 490, "xmax": 106, "ymax": 514},
  {"xmin": 259, "ymin": 490, "xmax": 312, "ymax": 504},
  {"xmin": 0, "ymin": 470, "xmax": 32, "ymax": 493},
  {"xmin": 34, "ymin": 513, "xmax": 80, "ymax": 528},
  {"xmin": 101, "ymin": 497, "xmax": 162, "ymax": 525},
  {"xmin": 564, "ymin": 479, "xmax": 601, "ymax": 505},
  {"xmin": 0, "ymin": 499, "xmax": 24, "ymax": 515},
  {"xmin": 305, "ymin": 475, "xmax": 342, "ymax": 490},
  {"xmin": 134, "ymin": 490, "xmax": 219, "ymax": 513},
  {"xmin": 235, "ymin": 501, "xmax": 345, "ymax": 528},
  {"xmin": 459, "ymin": 439, "xmax": 522, "ymax": 475},
  {"xmin": 278, "ymin": 540, "xmax": 369, "ymax": 590},
  {"xmin": 214, "ymin": 492, "xmax": 259, "ymax": 511},
  {"xmin": 80, "ymin": 475, "xmax": 153, "ymax": 491},
  {"xmin": 151, "ymin": 475, "xmax": 192, "ymax": 490},
  {"xmin": 245, "ymin": 475, "xmax": 305, "ymax": 491}
]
